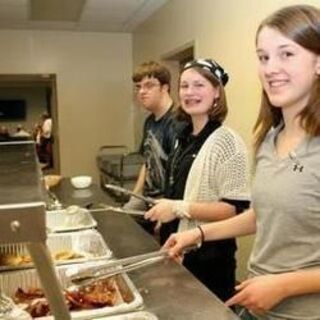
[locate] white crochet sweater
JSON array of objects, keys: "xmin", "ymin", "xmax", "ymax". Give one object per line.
[{"xmin": 179, "ymin": 126, "xmax": 250, "ymax": 231}]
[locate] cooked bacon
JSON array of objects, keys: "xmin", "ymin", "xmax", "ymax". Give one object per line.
[
  {"xmin": 27, "ymin": 299, "xmax": 50, "ymax": 318},
  {"xmin": 13, "ymin": 279, "xmax": 118, "ymax": 317},
  {"xmin": 14, "ymin": 287, "xmax": 45, "ymax": 303}
]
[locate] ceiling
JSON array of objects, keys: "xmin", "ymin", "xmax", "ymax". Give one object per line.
[{"xmin": 0, "ymin": 0, "xmax": 169, "ymax": 33}]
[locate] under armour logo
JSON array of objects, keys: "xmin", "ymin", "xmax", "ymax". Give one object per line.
[
  {"xmin": 289, "ymin": 151, "xmax": 304, "ymax": 173},
  {"xmin": 293, "ymin": 164, "xmax": 304, "ymax": 172}
]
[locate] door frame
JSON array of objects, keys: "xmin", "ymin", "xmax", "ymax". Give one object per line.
[
  {"xmin": 161, "ymin": 41, "xmax": 195, "ymax": 103},
  {"xmin": 0, "ymin": 74, "xmax": 60, "ymax": 173}
]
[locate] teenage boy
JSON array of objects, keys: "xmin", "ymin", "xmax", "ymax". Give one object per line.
[{"xmin": 124, "ymin": 61, "xmax": 179, "ymax": 234}]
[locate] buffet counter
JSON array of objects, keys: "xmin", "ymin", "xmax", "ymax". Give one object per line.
[{"xmin": 52, "ymin": 179, "xmax": 239, "ymax": 320}]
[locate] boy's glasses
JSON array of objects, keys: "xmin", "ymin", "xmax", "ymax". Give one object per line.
[{"xmin": 134, "ymin": 81, "xmax": 161, "ymax": 93}]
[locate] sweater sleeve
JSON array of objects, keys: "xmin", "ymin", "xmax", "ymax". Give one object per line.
[{"xmin": 214, "ymin": 129, "xmax": 250, "ymax": 201}]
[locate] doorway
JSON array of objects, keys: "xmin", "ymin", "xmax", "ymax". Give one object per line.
[
  {"xmin": 161, "ymin": 42, "xmax": 194, "ymax": 103},
  {"xmin": 0, "ymin": 74, "xmax": 60, "ymax": 173}
]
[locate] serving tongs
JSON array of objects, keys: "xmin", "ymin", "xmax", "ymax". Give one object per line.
[
  {"xmin": 87, "ymin": 203, "xmax": 146, "ymax": 216},
  {"xmin": 68, "ymin": 246, "xmax": 197, "ymax": 288},
  {"xmin": 104, "ymin": 184, "xmax": 157, "ymax": 206}
]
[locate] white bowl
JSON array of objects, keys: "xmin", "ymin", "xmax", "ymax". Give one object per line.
[{"xmin": 70, "ymin": 175, "xmax": 92, "ymax": 189}]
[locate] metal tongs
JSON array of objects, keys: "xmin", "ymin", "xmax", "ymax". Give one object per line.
[
  {"xmin": 68, "ymin": 246, "xmax": 197, "ymax": 288},
  {"xmin": 104, "ymin": 184, "xmax": 157, "ymax": 206},
  {"xmin": 87, "ymin": 203, "xmax": 146, "ymax": 216}
]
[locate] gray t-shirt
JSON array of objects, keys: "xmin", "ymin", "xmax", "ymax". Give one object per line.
[{"xmin": 249, "ymin": 125, "xmax": 320, "ymax": 320}]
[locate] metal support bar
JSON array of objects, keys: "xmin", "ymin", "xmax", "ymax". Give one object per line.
[{"xmin": 27, "ymin": 242, "xmax": 70, "ymax": 320}]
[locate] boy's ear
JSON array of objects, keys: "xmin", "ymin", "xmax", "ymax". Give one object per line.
[
  {"xmin": 316, "ymin": 55, "xmax": 320, "ymax": 75},
  {"xmin": 162, "ymin": 83, "xmax": 170, "ymax": 92}
]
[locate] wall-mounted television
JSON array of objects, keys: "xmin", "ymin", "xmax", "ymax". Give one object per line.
[{"xmin": 0, "ymin": 100, "xmax": 26, "ymax": 121}]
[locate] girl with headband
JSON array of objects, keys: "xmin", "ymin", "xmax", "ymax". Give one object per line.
[{"xmin": 145, "ymin": 57, "xmax": 250, "ymax": 301}]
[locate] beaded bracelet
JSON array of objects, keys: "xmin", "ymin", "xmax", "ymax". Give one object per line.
[{"xmin": 197, "ymin": 225, "xmax": 205, "ymax": 248}]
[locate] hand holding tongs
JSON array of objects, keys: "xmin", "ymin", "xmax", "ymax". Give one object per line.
[
  {"xmin": 67, "ymin": 246, "xmax": 197, "ymax": 288},
  {"xmin": 104, "ymin": 184, "xmax": 157, "ymax": 206}
]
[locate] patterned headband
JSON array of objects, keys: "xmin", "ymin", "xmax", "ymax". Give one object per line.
[{"xmin": 183, "ymin": 58, "xmax": 229, "ymax": 86}]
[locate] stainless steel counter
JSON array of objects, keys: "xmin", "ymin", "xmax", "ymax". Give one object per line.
[
  {"xmin": 0, "ymin": 141, "xmax": 42, "ymax": 205},
  {"xmin": 52, "ymin": 179, "xmax": 240, "ymax": 320},
  {"xmin": 0, "ymin": 142, "xmax": 70, "ymax": 319}
]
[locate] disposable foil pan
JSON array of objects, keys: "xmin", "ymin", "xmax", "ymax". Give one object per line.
[
  {"xmin": 0, "ymin": 229, "xmax": 113, "ymax": 271},
  {"xmin": 0, "ymin": 263, "xmax": 143, "ymax": 319},
  {"xmin": 46, "ymin": 208, "xmax": 97, "ymax": 233}
]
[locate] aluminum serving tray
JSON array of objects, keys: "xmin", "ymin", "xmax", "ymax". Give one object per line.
[
  {"xmin": 46, "ymin": 208, "xmax": 97, "ymax": 233},
  {"xmin": 0, "ymin": 263, "xmax": 143, "ymax": 319},
  {"xmin": 0, "ymin": 229, "xmax": 113, "ymax": 271}
]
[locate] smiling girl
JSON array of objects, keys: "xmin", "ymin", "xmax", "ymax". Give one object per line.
[
  {"xmin": 163, "ymin": 5, "xmax": 320, "ymax": 319},
  {"xmin": 145, "ymin": 59, "xmax": 250, "ymax": 301}
]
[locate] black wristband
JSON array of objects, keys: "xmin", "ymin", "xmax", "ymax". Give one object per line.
[{"xmin": 197, "ymin": 225, "xmax": 205, "ymax": 247}]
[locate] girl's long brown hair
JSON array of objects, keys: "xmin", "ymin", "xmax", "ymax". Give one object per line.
[{"xmin": 254, "ymin": 5, "xmax": 320, "ymax": 154}]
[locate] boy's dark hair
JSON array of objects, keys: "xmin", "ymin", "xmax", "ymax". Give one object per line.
[{"xmin": 132, "ymin": 61, "xmax": 171, "ymax": 88}]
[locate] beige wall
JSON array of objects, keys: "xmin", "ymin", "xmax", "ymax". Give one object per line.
[
  {"xmin": 0, "ymin": 30, "xmax": 133, "ymax": 180},
  {"xmin": 132, "ymin": 0, "xmax": 319, "ymax": 280}
]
